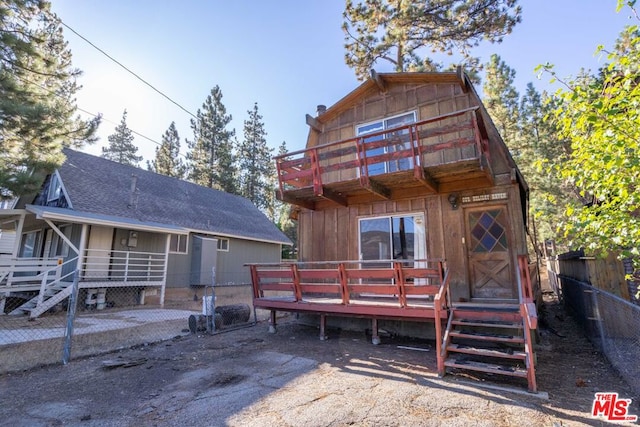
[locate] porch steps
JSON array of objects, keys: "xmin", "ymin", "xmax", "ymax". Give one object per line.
[
  {"xmin": 9, "ymin": 281, "xmax": 73, "ymax": 318},
  {"xmin": 441, "ymin": 305, "xmax": 536, "ymax": 392}
]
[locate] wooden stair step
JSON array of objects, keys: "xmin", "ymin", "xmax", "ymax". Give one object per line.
[
  {"xmin": 449, "ymin": 330, "xmax": 524, "ymax": 344},
  {"xmin": 452, "ymin": 309, "xmax": 521, "ymax": 323},
  {"xmin": 452, "ymin": 319, "xmax": 523, "ymax": 329},
  {"xmin": 446, "ymin": 343, "xmax": 526, "ymax": 360},
  {"xmin": 444, "ymin": 359, "xmax": 528, "ymax": 378}
]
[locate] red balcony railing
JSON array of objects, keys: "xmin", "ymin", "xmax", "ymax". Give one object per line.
[{"xmin": 275, "ymin": 106, "xmax": 490, "ymax": 204}]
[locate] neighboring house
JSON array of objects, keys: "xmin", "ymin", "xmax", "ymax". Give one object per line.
[
  {"xmin": 0, "ymin": 149, "xmax": 290, "ymax": 317},
  {"xmin": 250, "ymin": 70, "xmax": 539, "ymax": 391}
]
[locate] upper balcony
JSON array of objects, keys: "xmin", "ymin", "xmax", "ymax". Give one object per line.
[{"xmin": 275, "ymin": 107, "xmax": 493, "ymax": 210}]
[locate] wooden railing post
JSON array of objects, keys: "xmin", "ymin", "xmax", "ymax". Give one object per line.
[
  {"xmin": 291, "ymin": 263, "xmax": 302, "ymax": 302},
  {"xmin": 393, "ymin": 262, "xmax": 407, "ymax": 307},
  {"xmin": 249, "ymin": 265, "xmax": 261, "ymax": 299},
  {"xmin": 338, "ymin": 262, "xmax": 349, "ymax": 304},
  {"xmin": 310, "ymin": 148, "xmax": 323, "ymax": 195}
]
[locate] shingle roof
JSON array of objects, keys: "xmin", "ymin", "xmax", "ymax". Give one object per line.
[{"xmin": 57, "ymin": 149, "xmax": 290, "ymax": 245}]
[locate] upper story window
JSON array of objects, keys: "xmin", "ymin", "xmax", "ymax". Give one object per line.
[
  {"xmin": 169, "ymin": 234, "xmax": 188, "ymax": 254},
  {"xmin": 47, "ymin": 173, "xmax": 62, "ymax": 202},
  {"xmin": 356, "ymin": 111, "xmax": 416, "ymax": 176},
  {"xmin": 217, "ymin": 238, "xmax": 229, "ymax": 252}
]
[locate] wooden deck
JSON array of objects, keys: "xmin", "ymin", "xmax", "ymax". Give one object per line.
[{"xmin": 249, "ymin": 259, "xmax": 450, "ymax": 346}]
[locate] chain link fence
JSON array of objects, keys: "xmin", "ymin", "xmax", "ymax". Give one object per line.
[
  {"xmin": 548, "ymin": 269, "xmax": 640, "ymax": 398},
  {"xmin": 0, "ymin": 269, "xmax": 259, "ymax": 373}
]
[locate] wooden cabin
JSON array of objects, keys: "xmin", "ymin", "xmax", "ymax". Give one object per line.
[{"xmin": 248, "ymin": 70, "xmax": 539, "ymax": 391}]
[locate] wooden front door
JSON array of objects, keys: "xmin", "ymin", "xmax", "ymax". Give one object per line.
[{"xmin": 465, "ymin": 206, "xmax": 516, "ymax": 300}]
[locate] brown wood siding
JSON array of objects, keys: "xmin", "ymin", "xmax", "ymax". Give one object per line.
[{"xmin": 296, "ymin": 183, "xmax": 525, "ymax": 303}]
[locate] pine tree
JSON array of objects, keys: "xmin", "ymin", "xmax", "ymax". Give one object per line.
[
  {"xmin": 342, "ymin": 0, "xmax": 521, "ymax": 81},
  {"xmin": 102, "ymin": 110, "xmax": 142, "ymax": 166},
  {"xmin": 149, "ymin": 122, "xmax": 185, "ymax": 179},
  {"xmin": 187, "ymin": 86, "xmax": 237, "ymax": 193},
  {"xmin": 483, "ymin": 54, "xmax": 521, "ymax": 157},
  {"xmin": 238, "ymin": 103, "xmax": 274, "ymax": 211},
  {"xmin": 0, "ymin": 0, "xmax": 100, "ymax": 197}
]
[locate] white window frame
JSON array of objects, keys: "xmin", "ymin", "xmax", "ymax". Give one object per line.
[
  {"xmin": 169, "ymin": 234, "xmax": 188, "ymax": 254},
  {"xmin": 355, "ymin": 110, "xmax": 417, "ymax": 175},
  {"xmin": 20, "ymin": 230, "xmax": 42, "ymax": 258},
  {"xmin": 52, "ymin": 224, "xmax": 72, "ymax": 257},
  {"xmin": 217, "ymin": 238, "xmax": 229, "ymax": 252},
  {"xmin": 47, "ymin": 172, "xmax": 62, "ymax": 202},
  {"xmin": 357, "ymin": 213, "xmax": 426, "ymax": 265}
]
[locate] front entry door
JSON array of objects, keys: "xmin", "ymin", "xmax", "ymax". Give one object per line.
[{"xmin": 465, "ymin": 206, "xmax": 516, "ymax": 300}]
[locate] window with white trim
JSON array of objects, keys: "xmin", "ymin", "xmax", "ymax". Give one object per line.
[
  {"xmin": 356, "ymin": 111, "xmax": 416, "ymax": 176},
  {"xmin": 20, "ymin": 230, "xmax": 42, "ymax": 258},
  {"xmin": 217, "ymin": 238, "xmax": 229, "ymax": 252},
  {"xmin": 47, "ymin": 173, "xmax": 62, "ymax": 202},
  {"xmin": 169, "ymin": 234, "xmax": 188, "ymax": 254},
  {"xmin": 52, "ymin": 225, "xmax": 72, "ymax": 257}
]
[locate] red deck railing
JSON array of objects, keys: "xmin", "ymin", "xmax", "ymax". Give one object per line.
[
  {"xmin": 248, "ymin": 259, "xmax": 450, "ymax": 360},
  {"xmin": 275, "ymin": 107, "xmax": 489, "ymax": 195}
]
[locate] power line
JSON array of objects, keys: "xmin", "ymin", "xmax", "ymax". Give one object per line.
[
  {"xmin": 9, "ymin": 73, "xmax": 190, "ymax": 161},
  {"xmin": 58, "ymin": 19, "xmax": 198, "ymax": 121}
]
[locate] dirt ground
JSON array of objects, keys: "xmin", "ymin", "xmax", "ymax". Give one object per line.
[{"xmin": 0, "ymin": 293, "xmax": 638, "ymax": 426}]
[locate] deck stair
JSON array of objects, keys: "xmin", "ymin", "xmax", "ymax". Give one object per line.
[
  {"xmin": 440, "ymin": 304, "xmax": 537, "ymax": 392},
  {"xmin": 9, "ymin": 280, "xmax": 74, "ymax": 318},
  {"xmin": 8, "ymin": 258, "xmax": 78, "ymax": 319}
]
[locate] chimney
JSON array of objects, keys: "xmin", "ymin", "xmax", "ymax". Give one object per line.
[
  {"xmin": 128, "ymin": 174, "xmax": 138, "ymax": 209},
  {"xmin": 316, "ymin": 104, "xmax": 327, "ymax": 116}
]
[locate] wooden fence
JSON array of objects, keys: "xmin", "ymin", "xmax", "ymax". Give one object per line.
[{"xmin": 547, "ymin": 250, "xmax": 638, "ymax": 304}]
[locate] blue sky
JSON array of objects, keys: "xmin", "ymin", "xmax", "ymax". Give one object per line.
[{"xmin": 50, "ymin": 1, "xmax": 635, "ymax": 164}]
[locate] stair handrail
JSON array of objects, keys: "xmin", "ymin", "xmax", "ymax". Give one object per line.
[
  {"xmin": 35, "ymin": 257, "xmax": 79, "ymax": 309},
  {"xmin": 433, "ymin": 266, "xmax": 450, "ymax": 376}
]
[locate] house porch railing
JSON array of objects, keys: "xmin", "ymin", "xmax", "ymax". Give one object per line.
[{"xmin": 81, "ymin": 249, "xmax": 165, "ymax": 282}]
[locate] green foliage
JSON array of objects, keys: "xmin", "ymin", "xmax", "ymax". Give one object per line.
[
  {"xmin": 186, "ymin": 86, "xmax": 238, "ymax": 193},
  {"xmin": 149, "ymin": 122, "xmax": 185, "ymax": 179},
  {"xmin": 0, "ymin": 0, "xmax": 100, "ymax": 197},
  {"xmin": 343, "ymin": 0, "xmax": 521, "ymax": 80},
  {"xmin": 238, "ymin": 103, "xmax": 274, "ymax": 212},
  {"xmin": 545, "ymin": 22, "xmax": 640, "ymax": 267},
  {"xmin": 482, "ymin": 55, "xmax": 579, "ymax": 252},
  {"xmin": 101, "ymin": 110, "xmax": 141, "ymax": 166}
]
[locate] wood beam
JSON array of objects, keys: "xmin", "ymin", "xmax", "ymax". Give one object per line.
[
  {"xmin": 316, "ymin": 186, "xmax": 348, "ymax": 207},
  {"xmin": 413, "ymin": 166, "xmax": 439, "ymax": 193},
  {"xmin": 277, "ymin": 190, "xmax": 316, "ymax": 211},
  {"xmin": 370, "ymin": 69, "xmax": 387, "ymax": 92},
  {"xmin": 361, "ymin": 177, "xmax": 391, "ymax": 200},
  {"xmin": 456, "ymin": 65, "xmax": 469, "ymax": 93},
  {"xmin": 305, "ymin": 114, "xmax": 323, "ymax": 132}
]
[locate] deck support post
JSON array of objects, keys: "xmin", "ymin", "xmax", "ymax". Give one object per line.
[
  {"xmin": 319, "ymin": 314, "xmax": 328, "ymax": 341},
  {"xmin": 371, "ymin": 318, "xmax": 380, "ymax": 345},
  {"xmin": 268, "ymin": 310, "xmax": 277, "ymax": 334}
]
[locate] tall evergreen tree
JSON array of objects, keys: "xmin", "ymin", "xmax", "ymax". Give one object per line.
[
  {"xmin": 187, "ymin": 86, "xmax": 237, "ymax": 193},
  {"xmin": 342, "ymin": 0, "xmax": 521, "ymax": 80},
  {"xmin": 483, "ymin": 54, "xmax": 521, "ymax": 157},
  {"xmin": 0, "ymin": 0, "xmax": 100, "ymax": 197},
  {"xmin": 101, "ymin": 110, "xmax": 141, "ymax": 166},
  {"xmin": 238, "ymin": 103, "xmax": 274, "ymax": 211},
  {"xmin": 149, "ymin": 122, "xmax": 185, "ymax": 179}
]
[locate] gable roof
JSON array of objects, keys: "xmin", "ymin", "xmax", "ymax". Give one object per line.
[
  {"xmin": 49, "ymin": 149, "xmax": 290, "ymax": 245},
  {"xmin": 316, "ymin": 70, "xmax": 469, "ymax": 124}
]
